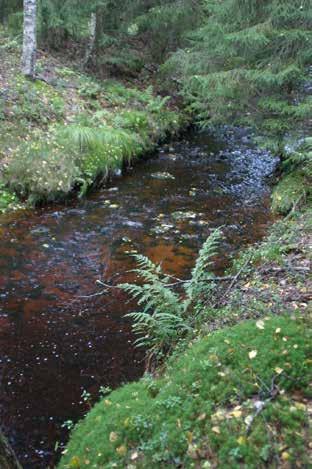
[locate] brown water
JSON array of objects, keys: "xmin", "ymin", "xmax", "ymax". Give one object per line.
[{"xmin": 0, "ymin": 129, "xmax": 277, "ymax": 467}]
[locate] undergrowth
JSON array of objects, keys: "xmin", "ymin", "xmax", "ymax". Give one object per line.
[
  {"xmin": 119, "ymin": 229, "xmax": 222, "ymax": 366},
  {"xmin": 0, "ymin": 49, "xmax": 185, "ymax": 206}
]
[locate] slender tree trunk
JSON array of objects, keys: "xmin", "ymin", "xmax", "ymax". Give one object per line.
[
  {"xmin": 82, "ymin": 12, "xmax": 97, "ymax": 69},
  {"xmin": 21, "ymin": 0, "xmax": 37, "ymax": 78},
  {"xmin": 0, "ymin": 428, "xmax": 22, "ymax": 469}
]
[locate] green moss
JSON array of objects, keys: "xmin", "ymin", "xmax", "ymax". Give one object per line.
[
  {"xmin": 271, "ymin": 170, "xmax": 309, "ymax": 214},
  {"xmin": 59, "ymin": 314, "xmax": 311, "ymax": 468},
  {"xmin": 2, "ymin": 74, "xmax": 186, "ymax": 205},
  {"xmin": 0, "ymin": 182, "xmax": 22, "ymax": 212}
]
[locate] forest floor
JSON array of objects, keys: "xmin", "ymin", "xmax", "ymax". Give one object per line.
[{"xmin": 0, "ymin": 26, "xmax": 186, "ymax": 212}]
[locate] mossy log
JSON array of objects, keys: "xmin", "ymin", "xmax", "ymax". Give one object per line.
[{"xmin": 0, "ymin": 429, "xmax": 22, "ymax": 469}]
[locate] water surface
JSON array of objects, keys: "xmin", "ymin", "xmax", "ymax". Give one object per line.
[{"xmin": 0, "ymin": 129, "xmax": 277, "ymax": 467}]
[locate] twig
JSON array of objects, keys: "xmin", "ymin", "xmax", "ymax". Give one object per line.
[
  {"xmin": 246, "ymin": 373, "xmax": 281, "ymax": 435},
  {"xmin": 164, "ymin": 275, "xmax": 235, "ymax": 288}
]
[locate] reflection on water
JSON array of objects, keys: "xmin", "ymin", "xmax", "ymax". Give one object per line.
[{"xmin": 0, "ymin": 129, "xmax": 277, "ymax": 467}]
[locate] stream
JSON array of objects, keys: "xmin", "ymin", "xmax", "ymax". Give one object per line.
[{"xmin": 0, "ymin": 128, "xmax": 277, "ymax": 467}]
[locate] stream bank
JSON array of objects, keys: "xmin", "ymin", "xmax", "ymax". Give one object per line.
[
  {"xmin": 0, "ymin": 128, "xmax": 279, "ymax": 467},
  {"xmin": 59, "ymin": 142, "xmax": 311, "ymax": 469},
  {"xmin": 0, "ymin": 26, "xmax": 187, "ymax": 212}
]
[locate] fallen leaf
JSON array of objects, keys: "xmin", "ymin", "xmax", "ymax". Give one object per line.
[
  {"xmin": 212, "ymin": 426, "xmax": 220, "ymax": 434},
  {"xmin": 116, "ymin": 445, "xmax": 127, "ymax": 456},
  {"xmin": 109, "ymin": 432, "xmax": 118, "ymax": 443},
  {"xmin": 249, "ymin": 350, "xmax": 258, "ymax": 359},
  {"xmin": 131, "ymin": 451, "xmax": 139, "ymax": 461},
  {"xmin": 237, "ymin": 436, "xmax": 246, "ymax": 445},
  {"xmin": 275, "ymin": 328, "xmax": 281, "ymax": 334},
  {"xmin": 256, "ymin": 320, "xmax": 265, "ymax": 330},
  {"xmin": 231, "ymin": 409, "xmax": 242, "ymax": 418},
  {"xmin": 281, "ymin": 451, "xmax": 290, "ymax": 461},
  {"xmin": 275, "ymin": 367, "xmax": 284, "ymax": 375},
  {"xmin": 244, "ymin": 415, "xmax": 253, "ymax": 426}
]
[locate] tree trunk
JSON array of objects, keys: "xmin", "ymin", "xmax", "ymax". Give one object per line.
[
  {"xmin": 0, "ymin": 428, "xmax": 22, "ymax": 469},
  {"xmin": 82, "ymin": 12, "xmax": 97, "ymax": 70},
  {"xmin": 21, "ymin": 0, "xmax": 37, "ymax": 78}
]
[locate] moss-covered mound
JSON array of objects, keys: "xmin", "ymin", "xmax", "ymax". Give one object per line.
[{"xmin": 59, "ymin": 314, "xmax": 311, "ymax": 468}]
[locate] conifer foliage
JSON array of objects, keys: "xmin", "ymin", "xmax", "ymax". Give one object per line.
[{"xmin": 166, "ymin": 0, "xmax": 312, "ymax": 140}]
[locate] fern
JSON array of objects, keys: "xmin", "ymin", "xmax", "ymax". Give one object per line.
[
  {"xmin": 185, "ymin": 228, "xmax": 222, "ymax": 306},
  {"xmin": 119, "ymin": 229, "xmax": 222, "ymax": 364}
]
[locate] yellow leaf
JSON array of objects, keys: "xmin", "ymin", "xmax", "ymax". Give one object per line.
[
  {"xmin": 69, "ymin": 456, "xmax": 80, "ymax": 468},
  {"xmin": 249, "ymin": 350, "xmax": 258, "ymax": 359},
  {"xmin": 231, "ymin": 409, "xmax": 242, "ymax": 418},
  {"xmin": 275, "ymin": 367, "xmax": 284, "ymax": 375},
  {"xmin": 186, "ymin": 431, "xmax": 193, "ymax": 443},
  {"xmin": 281, "ymin": 451, "xmax": 290, "ymax": 461},
  {"xmin": 116, "ymin": 445, "xmax": 127, "ymax": 456},
  {"xmin": 237, "ymin": 436, "xmax": 246, "ymax": 445},
  {"xmin": 212, "ymin": 426, "xmax": 220, "ymax": 434},
  {"xmin": 294, "ymin": 402, "xmax": 306, "ymax": 411},
  {"xmin": 197, "ymin": 413, "xmax": 206, "ymax": 421}
]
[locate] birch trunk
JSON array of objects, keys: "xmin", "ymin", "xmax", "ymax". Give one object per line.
[
  {"xmin": 21, "ymin": 0, "xmax": 37, "ymax": 78},
  {"xmin": 82, "ymin": 13, "xmax": 97, "ymax": 69}
]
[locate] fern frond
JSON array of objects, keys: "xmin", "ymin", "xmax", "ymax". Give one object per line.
[{"xmin": 185, "ymin": 228, "xmax": 222, "ymax": 304}]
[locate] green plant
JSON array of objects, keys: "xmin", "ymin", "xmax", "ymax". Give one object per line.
[
  {"xmin": 59, "ymin": 314, "xmax": 311, "ymax": 468},
  {"xmin": 164, "ymin": 0, "xmax": 312, "ymax": 140},
  {"xmin": 10, "ymin": 78, "xmax": 65, "ymax": 124},
  {"xmin": 119, "ymin": 229, "xmax": 222, "ymax": 364},
  {"xmin": 2, "ymin": 130, "xmax": 81, "ymax": 204}
]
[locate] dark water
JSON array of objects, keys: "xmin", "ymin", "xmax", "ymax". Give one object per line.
[{"xmin": 0, "ymin": 129, "xmax": 277, "ymax": 467}]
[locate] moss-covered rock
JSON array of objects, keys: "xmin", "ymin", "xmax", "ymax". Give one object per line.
[{"xmin": 271, "ymin": 170, "xmax": 307, "ymax": 214}]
